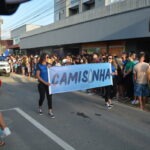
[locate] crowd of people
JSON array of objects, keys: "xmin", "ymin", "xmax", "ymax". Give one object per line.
[
  {"xmin": 0, "ymin": 51, "xmax": 149, "ymax": 147},
  {"xmin": 6, "ymin": 51, "xmax": 150, "ymax": 111}
]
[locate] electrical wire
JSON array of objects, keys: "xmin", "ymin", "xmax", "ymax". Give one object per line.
[
  {"xmin": 2, "ymin": 0, "xmax": 78, "ymax": 34},
  {"xmin": 3, "ymin": 0, "xmax": 66, "ymax": 30}
]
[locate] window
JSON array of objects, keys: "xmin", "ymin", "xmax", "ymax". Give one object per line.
[
  {"xmin": 13, "ymin": 37, "xmax": 20, "ymax": 45},
  {"xmin": 82, "ymin": 0, "xmax": 95, "ymax": 12},
  {"xmin": 70, "ymin": 0, "xmax": 80, "ymax": 5},
  {"xmin": 105, "ymin": 0, "xmax": 124, "ymax": 6},
  {"xmin": 55, "ymin": 12, "xmax": 60, "ymax": 21},
  {"xmin": 69, "ymin": 7, "xmax": 79, "ymax": 16}
]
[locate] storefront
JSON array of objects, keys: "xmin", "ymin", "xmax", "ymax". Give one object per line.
[{"xmin": 82, "ymin": 41, "xmax": 125, "ymax": 56}]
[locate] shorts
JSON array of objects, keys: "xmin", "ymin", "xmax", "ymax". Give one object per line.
[
  {"xmin": 134, "ymin": 83, "xmax": 149, "ymax": 97},
  {"xmin": 22, "ymin": 66, "xmax": 25, "ymax": 70},
  {"xmin": 27, "ymin": 67, "xmax": 31, "ymax": 73}
]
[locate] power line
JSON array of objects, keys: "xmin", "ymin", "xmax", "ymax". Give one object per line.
[
  {"xmin": 3, "ymin": 0, "xmax": 66, "ymax": 30},
  {"xmin": 3, "ymin": 3, "xmax": 53, "ymax": 29},
  {"xmin": 11, "ymin": 0, "xmax": 46, "ymax": 21},
  {"xmin": 2, "ymin": 1, "xmax": 75, "ymax": 33},
  {"xmin": 8, "ymin": 9, "xmax": 52, "ymax": 31},
  {"xmin": 11, "ymin": 1, "xmax": 73, "ymax": 29},
  {"xmin": 2, "ymin": 0, "xmax": 47, "ymax": 28}
]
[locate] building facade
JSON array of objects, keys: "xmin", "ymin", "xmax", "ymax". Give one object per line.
[
  {"xmin": 11, "ymin": 24, "xmax": 41, "ymax": 54},
  {"xmin": 0, "ymin": 40, "xmax": 13, "ymax": 55},
  {"xmin": 54, "ymin": 0, "xmax": 124, "ymax": 21},
  {"xmin": 20, "ymin": 0, "xmax": 150, "ymax": 58}
]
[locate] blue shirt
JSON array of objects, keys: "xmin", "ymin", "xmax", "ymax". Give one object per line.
[
  {"xmin": 37, "ymin": 64, "xmax": 48, "ymax": 82},
  {"xmin": 123, "ymin": 60, "xmax": 128, "ymax": 66},
  {"xmin": 111, "ymin": 64, "xmax": 117, "ymax": 78}
]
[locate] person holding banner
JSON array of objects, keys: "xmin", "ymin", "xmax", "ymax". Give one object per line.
[
  {"xmin": 36, "ymin": 53, "xmax": 55, "ymax": 118},
  {"xmin": 105, "ymin": 55, "xmax": 118, "ymax": 109}
]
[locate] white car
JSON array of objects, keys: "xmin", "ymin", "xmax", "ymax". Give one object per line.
[{"xmin": 0, "ymin": 60, "xmax": 11, "ymax": 77}]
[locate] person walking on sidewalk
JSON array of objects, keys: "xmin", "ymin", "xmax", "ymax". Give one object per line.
[
  {"xmin": 36, "ymin": 53, "xmax": 55, "ymax": 118},
  {"xmin": 133, "ymin": 52, "xmax": 150, "ymax": 110}
]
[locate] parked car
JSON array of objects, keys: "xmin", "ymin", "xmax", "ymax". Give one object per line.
[{"xmin": 0, "ymin": 60, "xmax": 10, "ymax": 77}]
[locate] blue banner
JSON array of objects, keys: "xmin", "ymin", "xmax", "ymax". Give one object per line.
[{"xmin": 48, "ymin": 63, "xmax": 113, "ymax": 94}]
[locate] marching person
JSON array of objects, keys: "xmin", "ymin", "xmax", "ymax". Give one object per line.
[
  {"xmin": 104, "ymin": 55, "xmax": 118, "ymax": 109},
  {"xmin": 36, "ymin": 53, "xmax": 55, "ymax": 118}
]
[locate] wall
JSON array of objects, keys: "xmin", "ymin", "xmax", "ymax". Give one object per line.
[
  {"xmin": 82, "ymin": 41, "xmax": 125, "ymax": 56},
  {"xmin": 20, "ymin": 7, "xmax": 150, "ymax": 49},
  {"xmin": 95, "ymin": 0, "xmax": 105, "ymax": 8},
  {"xmin": 22, "ymin": 0, "xmax": 150, "ymax": 38},
  {"xmin": 26, "ymin": 24, "xmax": 41, "ymax": 32},
  {"xmin": 54, "ymin": 0, "xmax": 67, "ymax": 21},
  {"xmin": 11, "ymin": 24, "xmax": 41, "ymax": 38},
  {"xmin": 0, "ymin": 40, "xmax": 13, "ymax": 54},
  {"xmin": 11, "ymin": 25, "xmax": 26, "ymax": 38}
]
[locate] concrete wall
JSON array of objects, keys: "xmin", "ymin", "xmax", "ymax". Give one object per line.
[
  {"xmin": 95, "ymin": 0, "xmax": 105, "ymax": 8},
  {"xmin": 54, "ymin": 0, "xmax": 67, "ymax": 21},
  {"xmin": 26, "ymin": 24, "xmax": 41, "ymax": 32},
  {"xmin": 22, "ymin": 0, "xmax": 150, "ymax": 38},
  {"xmin": 11, "ymin": 25, "xmax": 26, "ymax": 38},
  {"xmin": 20, "ymin": 6, "xmax": 150, "ymax": 49},
  {"xmin": 11, "ymin": 24, "xmax": 41, "ymax": 38}
]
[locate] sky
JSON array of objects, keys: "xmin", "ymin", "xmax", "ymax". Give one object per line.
[{"xmin": 1, "ymin": 0, "xmax": 54, "ymax": 39}]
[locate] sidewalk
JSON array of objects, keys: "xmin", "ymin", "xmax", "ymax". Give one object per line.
[
  {"xmin": 80, "ymin": 90, "xmax": 150, "ymax": 112},
  {"xmin": 118, "ymin": 98, "xmax": 150, "ymax": 112}
]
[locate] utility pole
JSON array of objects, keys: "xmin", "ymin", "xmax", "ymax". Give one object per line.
[{"xmin": 0, "ymin": 18, "xmax": 3, "ymax": 55}]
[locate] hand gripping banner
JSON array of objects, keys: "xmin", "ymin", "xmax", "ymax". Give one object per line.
[{"xmin": 48, "ymin": 63, "xmax": 113, "ymax": 94}]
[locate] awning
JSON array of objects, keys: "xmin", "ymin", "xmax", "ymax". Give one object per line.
[{"xmin": 7, "ymin": 44, "xmax": 20, "ymax": 49}]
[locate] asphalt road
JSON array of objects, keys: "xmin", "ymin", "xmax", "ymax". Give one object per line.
[{"xmin": 0, "ymin": 74, "xmax": 150, "ymax": 150}]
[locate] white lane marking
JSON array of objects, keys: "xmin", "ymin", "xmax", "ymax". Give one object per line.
[
  {"xmin": 0, "ymin": 108, "xmax": 15, "ymax": 112},
  {"xmin": 14, "ymin": 108, "xmax": 76, "ymax": 150}
]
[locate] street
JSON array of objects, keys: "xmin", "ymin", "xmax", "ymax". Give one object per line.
[{"xmin": 0, "ymin": 74, "xmax": 150, "ymax": 150}]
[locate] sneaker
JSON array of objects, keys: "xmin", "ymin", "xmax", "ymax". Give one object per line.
[
  {"xmin": 106, "ymin": 104, "xmax": 112, "ymax": 109},
  {"xmin": 3, "ymin": 127, "xmax": 11, "ymax": 137},
  {"xmin": 48, "ymin": 113, "xmax": 55, "ymax": 119},
  {"xmin": 110, "ymin": 104, "xmax": 114, "ymax": 107},
  {"xmin": 38, "ymin": 109, "xmax": 43, "ymax": 115},
  {"xmin": 135, "ymin": 100, "xmax": 139, "ymax": 104},
  {"xmin": 107, "ymin": 105, "xmax": 112, "ymax": 109},
  {"xmin": 131, "ymin": 100, "xmax": 136, "ymax": 104}
]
